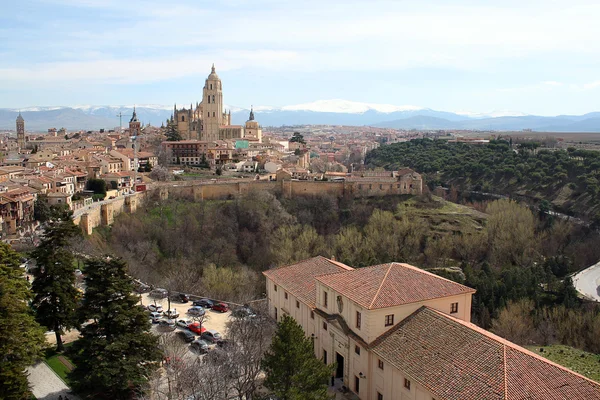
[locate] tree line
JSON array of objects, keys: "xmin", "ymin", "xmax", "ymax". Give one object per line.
[{"xmin": 365, "ymin": 138, "xmax": 600, "ymax": 219}]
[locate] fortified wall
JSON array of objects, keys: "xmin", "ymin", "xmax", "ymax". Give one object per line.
[{"xmin": 73, "ymin": 176, "xmax": 422, "ymax": 234}]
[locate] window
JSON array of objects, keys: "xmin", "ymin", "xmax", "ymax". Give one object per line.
[
  {"xmin": 379, "ymin": 184, "xmax": 383, "ymax": 189},
  {"xmin": 181, "ymin": 116, "xmax": 185, "ymax": 122},
  {"xmin": 451, "ymin": 302, "xmax": 459, "ymax": 314},
  {"xmin": 274, "ymin": 307, "xmax": 278, "ymax": 320},
  {"xmin": 355, "ymin": 345, "xmax": 360, "ymax": 355},
  {"xmin": 322, "ymin": 321, "xmax": 328, "ymax": 331},
  {"xmin": 404, "ymin": 378, "xmax": 411, "ymax": 390},
  {"xmin": 324, "ymin": 291, "xmax": 328, "ymax": 307},
  {"xmin": 385, "ymin": 314, "xmax": 394, "ymax": 327},
  {"xmin": 274, "ymin": 284, "xmax": 277, "ymax": 292},
  {"xmin": 207, "ymin": 97, "xmax": 210, "ymax": 104},
  {"xmin": 378, "ymin": 393, "xmax": 383, "ymax": 400},
  {"xmin": 296, "ymin": 300, "xmax": 300, "ymax": 308},
  {"xmin": 210, "ymin": 84, "xmax": 212, "ymax": 90},
  {"xmin": 311, "ymin": 311, "xmax": 315, "ymax": 319},
  {"xmin": 355, "ymin": 376, "xmax": 360, "ymax": 393},
  {"xmin": 284, "ymin": 292, "xmax": 288, "ymax": 299},
  {"xmin": 212, "ymin": 95, "xmax": 215, "ymax": 103},
  {"xmin": 356, "ymin": 311, "xmax": 361, "ymax": 329},
  {"xmin": 323, "ymin": 349, "xmax": 328, "ymax": 364},
  {"xmin": 378, "ymin": 359, "xmax": 384, "ymax": 370},
  {"xmin": 213, "ymin": 112, "xmax": 216, "ymax": 117}
]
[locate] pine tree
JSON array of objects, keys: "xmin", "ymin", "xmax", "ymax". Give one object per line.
[
  {"xmin": 262, "ymin": 315, "xmax": 333, "ymax": 400},
  {"xmin": 0, "ymin": 243, "xmax": 46, "ymax": 399},
  {"xmin": 69, "ymin": 258, "xmax": 161, "ymax": 400},
  {"xmin": 31, "ymin": 210, "xmax": 81, "ymax": 352},
  {"xmin": 165, "ymin": 121, "xmax": 182, "ymax": 142}
]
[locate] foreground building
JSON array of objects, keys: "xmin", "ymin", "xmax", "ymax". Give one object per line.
[{"xmin": 264, "ymin": 257, "xmax": 600, "ymax": 400}]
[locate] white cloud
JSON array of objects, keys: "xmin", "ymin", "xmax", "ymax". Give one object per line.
[{"xmin": 583, "ymin": 81, "xmax": 600, "ymax": 90}]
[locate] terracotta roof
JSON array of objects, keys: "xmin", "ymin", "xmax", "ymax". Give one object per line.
[
  {"xmin": 316, "ymin": 263, "xmax": 475, "ymax": 310},
  {"xmin": 263, "ymin": 256, "xmax": 353, "ymax": 308},
  {"xmin": 370, "ymin": 307, "xmax": 600, "ymax": 400}
]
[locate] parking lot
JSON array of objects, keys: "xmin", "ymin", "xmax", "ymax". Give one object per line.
[{"xmin": 139, "ymin": 292, "xmax": 232, "ymax": 359}]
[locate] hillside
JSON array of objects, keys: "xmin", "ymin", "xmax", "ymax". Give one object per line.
[{"xmin": 365, "ymin": 139, "xmax": 600, "ymax": 220}]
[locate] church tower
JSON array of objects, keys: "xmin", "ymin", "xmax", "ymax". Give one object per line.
[
  {"xmin": 16, "ymin": 112, "xmax": 25, "ymax": 150},
  {"xmin": 129, "ymin": 106, "xmax": 141, "ymax": 136},
  {"xmin": 202, "ymin": 64, "xmax": 224, "ymax": 141},
  {"xmin": 244, "ymin": 107, "xmax": 262, "ymax": 143}
]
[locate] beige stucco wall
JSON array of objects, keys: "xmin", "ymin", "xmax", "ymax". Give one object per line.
[{"xmin": 267, "ymin": 275, "xmax": 472, "ymax": 400}]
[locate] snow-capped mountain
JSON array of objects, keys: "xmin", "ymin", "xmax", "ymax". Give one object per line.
[{"xmin": 0, "ymin": 100, "xmax": 598, "ymax": 132}]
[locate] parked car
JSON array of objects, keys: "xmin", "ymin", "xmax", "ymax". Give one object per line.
[
  {"xmin": 176, "ymin": 330, "xmax": 196, "ymax": 343},
  {"xmin": 190, "ymin": 339, "xmax": 210, "ymax": 354},
  {"xmin": 187, "ymin": 306, "xmax": 206, "ymax": 317},
  {"xmin": 178, "ymin": 293, "xmax": 190, "ymax": 303},
  {"xmin": 149, "ymin": 312, "xmax": 162, "ymax": 323},
  {"xmin": 231, "ymin": 307, "xmax": 256, "ymax": 319},
  {"xmin": 193, "ymin": 298, "xmax": 214, "ymax": 308},
  {"xmin": 212, "ymin": 302, "xmax": 229, "ymax": 313},
  {"xmin": 187, "ymin": 322, "xmax": 206, "ymax": 335},
  {"xmin": 148, "ymin": 304, "xmax": 164, "ymax": 313},
  {"xmin": 158, "ymin": 319, "xmax": 176, "ymax": 330},
  {"xmin": 201, "ymin": 329, "xmax": 222, "ymax": 343},
  {"xmin": 149, "ymin": 288, "xmax": 168, "ymax": 298},
  {"xmin": 163, "ymin": 309, "xmax": 180, "ymax": 319},
  {"xmin": 176, "ymin": 318, "xmax": 192, "ymax": 329},
  {"xmin": 134, "ymin": 282, "xmax": 151, "ymax": 293}
]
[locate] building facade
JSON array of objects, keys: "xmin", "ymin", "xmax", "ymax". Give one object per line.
[
  {"xmin": 264, "ymin": 256, "xmax": 600, "ymax": 400},
  {"xmin": 172, "ymin": 65, "xmax": 260, "ymax": 143}
]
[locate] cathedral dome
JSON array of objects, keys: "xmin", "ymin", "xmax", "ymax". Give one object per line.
[{"xmin": 207, "ymin": 63, "xmax": 220, "ymax": 81}]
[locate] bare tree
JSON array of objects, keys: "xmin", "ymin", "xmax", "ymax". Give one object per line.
[{"xmin": 224, "ymin": 302, "xmax": 276, "ymax": 399}]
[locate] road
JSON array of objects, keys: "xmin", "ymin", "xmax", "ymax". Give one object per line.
[{"xmin": 573, "ymin": 261, "xmax": 600, "ymax": 302}]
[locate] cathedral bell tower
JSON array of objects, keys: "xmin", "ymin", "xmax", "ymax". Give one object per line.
[{"xmin": 202, "ymin": 64, "xmax": 224, "ymax": 141}]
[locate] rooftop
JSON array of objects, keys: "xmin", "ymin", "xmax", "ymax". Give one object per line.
[
  {"xmin": 263, "ymin": 256, "xmax": 353, "ymax": 308},
  {"xmin": 371, "ymin": 306, "xmax": 600, "ymax": 400},
  {"xmin": 316, "ymin": 262, "xmax": 475, "ymax": 310}
]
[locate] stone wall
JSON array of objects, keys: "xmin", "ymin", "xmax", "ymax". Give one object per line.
[{"xmin": 74, "ymin": 177, "xmax": 421, "ymax": 234}]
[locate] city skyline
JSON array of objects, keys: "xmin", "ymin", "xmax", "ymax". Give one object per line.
[{"xmin": 2, "ymin": 0, "xmax": 600, "ymax": 116}]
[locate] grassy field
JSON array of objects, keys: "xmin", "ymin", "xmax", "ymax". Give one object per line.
[
  {"xmin": 526, "ymin": 345, "xmax": 600, "ymax": 382},
  {"xmin": 44, "ymin": 346, "xmax": 75, "ymax": 383}
]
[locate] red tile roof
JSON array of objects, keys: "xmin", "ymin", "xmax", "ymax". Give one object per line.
[
  {"xmin": 370, "ymin": 307, "xmax": 600, "ymax": 400},
  {"xmin": 316, "ymin": 263, "xmax": 475, "ymax": 310},
  {"xmin": 263, "ymin": 256, "xmax": 353, "ymax": 308}
]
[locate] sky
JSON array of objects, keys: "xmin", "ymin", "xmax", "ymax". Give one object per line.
[{"xmin": 1, "ymin": 0, "xmax": 600, "ymax": 116}]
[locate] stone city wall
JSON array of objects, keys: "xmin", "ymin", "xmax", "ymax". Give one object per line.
[{"xmin": 74, "ymin": 178, "xmax": 420, "ymax": 234}]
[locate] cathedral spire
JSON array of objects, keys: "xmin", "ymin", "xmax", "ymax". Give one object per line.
[
  {"xmin": 211, "ymin": 63, "xmax": 215, "ymax": 73},
  {"xmin": 249, "ymin": 106, "xmax": 254, "ymax": 121}
]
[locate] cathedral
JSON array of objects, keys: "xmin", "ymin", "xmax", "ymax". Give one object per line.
[{"xmin": 171, "ymin": 64, "xmax": 261, "ymax": 143}]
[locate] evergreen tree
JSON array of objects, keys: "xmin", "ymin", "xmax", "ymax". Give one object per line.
[
  {"xmin": 31, "ymin": 211, "xmax": 81, "ymax": 352},
  {"xmin": 262, "ymin": 315, "xmax": 333, "ymax": 400},
  {"xmin": 165, "ymin": 122, "xmax": 182, "ymax": 142},
  {"xmin": 0, "ymin": 243, "xmax": 46, "ymax": 399},
  {"xmin": 70, "ymin": 258, "xmax": 161, "ymax": 400},
  {"xmin": 289, "ymin": 132, "xmax": 306, "ymax": 144}
]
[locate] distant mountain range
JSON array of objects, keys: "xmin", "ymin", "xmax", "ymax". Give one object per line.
[{"xmin": 0, "ymin": 100, "xmax": 598, "ymax": 132}]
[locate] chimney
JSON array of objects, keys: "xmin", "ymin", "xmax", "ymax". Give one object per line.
[{"xmin": 331, "ymin": 255, "xmax": 336, "ymax": 261}]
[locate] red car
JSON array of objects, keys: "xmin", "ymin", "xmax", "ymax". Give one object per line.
[
  {"xmin": 212, "ymin": 302, "xmax": 229, "ymax": 313},
  {"xmin": 187, "ymin": 322, "xmax": 206, "ymax": 335}
]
